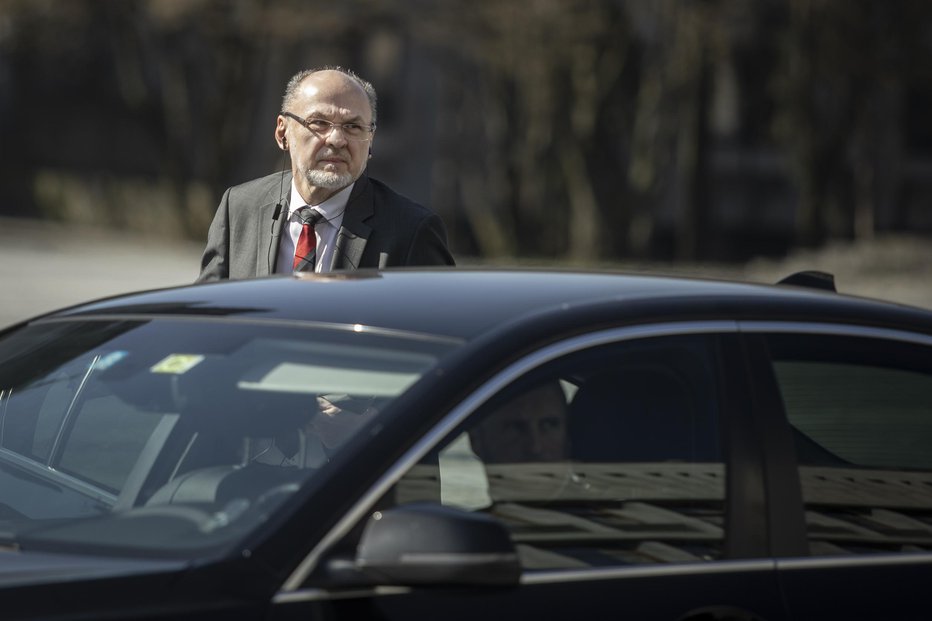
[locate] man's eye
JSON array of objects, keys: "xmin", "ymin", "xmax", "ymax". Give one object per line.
[
  {"xmin": 539, "ymin": 418, "xmax": 564, "ymax": 432},
  {"xmin": 343, "ymin": 123, "xmax": 363, "ymax": 132},
  {"xmin": 307, "ymin": 120, "xmax": 331, "ymax": 131},
  {"xmin": 503, "ymin": 421, "xmax": 529, "ymax": 434}
]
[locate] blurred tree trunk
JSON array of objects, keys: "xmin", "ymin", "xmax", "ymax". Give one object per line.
[
  {"xmin": 563, "ymin": 24, "xmax": 627, "ymax": 262},
  {"xmin": 408, "ymin": 0, "xmax": 630, "ymax": 262},
  {"xmin": 669, "ymin": 4, "xmax": 713, "ymax": 262},
  {"xmin": 772, "ymin": 0, "xmax": 927, "ymax": 247},
  {"xmin": 625, "ymin": 0, "xmax": 724, "ymax": 260},
  {"xmin": 461, "ymin": 68, "xmax": 516, "ymax": 258}
]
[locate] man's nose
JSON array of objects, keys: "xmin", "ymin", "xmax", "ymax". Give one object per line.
[
  {"xmin": 324, "ymin": 126, "xmax": 349, "ymax": 147},
  {"xmin": 528, "ymin": 429, "xmax": 545, "ymax": 456}
]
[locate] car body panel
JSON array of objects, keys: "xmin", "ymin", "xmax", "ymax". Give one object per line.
[
  {"xmin": 1, "ymin": 269, "xmax": 931, "ymax": 620},
  {"xmin": 48, "ymin": 270, "xmax": 932, "ymax": 342}
]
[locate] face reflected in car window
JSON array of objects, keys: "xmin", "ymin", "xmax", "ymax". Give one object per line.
[{"xmin": 470, "ymin": 383, "xmax": 569, "ymax": 464}]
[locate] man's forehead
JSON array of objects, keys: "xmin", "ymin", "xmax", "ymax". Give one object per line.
[
  {"xmin": 300, "ymin": 102, "xmax": 365, "ymax": 121},
  {"xmin": 295, "ymin": 74, "xmax": 370, "ymax": 118}
]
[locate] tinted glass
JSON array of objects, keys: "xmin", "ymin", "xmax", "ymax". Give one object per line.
[
  {"xmin": 393, "ymin": 334, "xmax": 727, "ymax": 570},
  {"xmin": 767, "ymin": 333, "xmax": 932, "ymax": 555},
  {"xmin": 0, "ymin": 318, "xmax": 455, "ymax": 557}
]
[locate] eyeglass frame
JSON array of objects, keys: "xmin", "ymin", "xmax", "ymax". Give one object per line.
[{"xmin": 281, "ymin": 111, "xmax": 376, "ymax": 142}]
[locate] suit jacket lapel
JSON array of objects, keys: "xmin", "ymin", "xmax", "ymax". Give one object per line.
[{"xmin": 329, "ymin": 176, "xmax": 373, "ymax": 271}]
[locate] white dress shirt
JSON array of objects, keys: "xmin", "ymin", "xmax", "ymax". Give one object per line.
[{"xmin": 276, "ymin": 180, "xmax": 353, "ymax": 274}]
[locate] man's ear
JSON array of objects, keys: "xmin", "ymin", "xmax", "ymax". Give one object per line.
[{"xmin": 274, "ymin": 116, "xmax": 288, "ymax": 150}]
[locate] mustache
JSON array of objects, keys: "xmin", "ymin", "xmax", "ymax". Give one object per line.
[{"xmin": 315, "ymin": 148, "xmax": 349, "ymax": 162}]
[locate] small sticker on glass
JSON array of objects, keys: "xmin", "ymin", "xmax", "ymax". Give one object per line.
[
  {"xmin": 151, "ymin": 354, "xmax": 205, "ymax": 374},
  {"xmin": 96, "ymin": 350, "xmax": 128, "ymax": 371}
]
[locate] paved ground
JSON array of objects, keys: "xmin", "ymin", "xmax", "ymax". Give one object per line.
[
  {"xmin": 0, "ymin": 217, "xmax": 203, "ymax": 329},
  {"xmin": 2, "ymin": 216, "xmax": 930, "ymax": 330},
  {"xmin": 740, "ymin": 234, "xmax": 932, "ymax": 311},
  {"xmin": 612, "ymin": 234, "xmax": 932, "ymax": 312}
]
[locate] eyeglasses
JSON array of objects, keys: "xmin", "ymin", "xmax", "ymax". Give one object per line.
[{"xmin": 282, "ymin": 112, "xmax": 375, "ymax": 141}]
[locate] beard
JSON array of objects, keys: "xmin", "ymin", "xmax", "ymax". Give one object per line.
[
  {"xmin": 303, "ymin": 168, "xmax": 355, "ymax": 190},
  {"xmin": 302, "ymin": 148, "xmax": 359, "ymax": 190}
]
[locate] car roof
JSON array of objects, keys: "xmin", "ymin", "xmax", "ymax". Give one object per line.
[{"xmin": 43, "ymin": 268, "xmax": 932, "ymax": 341}]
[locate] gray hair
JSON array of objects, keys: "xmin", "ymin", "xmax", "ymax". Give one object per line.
[{"xmin": 281, "ymin": 66, "xmax": 378, "ymax": 126}]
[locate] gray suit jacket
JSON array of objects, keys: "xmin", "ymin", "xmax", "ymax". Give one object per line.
[{"xmin": 197, "ymin": 171, "xmax": 455, "ymax": 281}]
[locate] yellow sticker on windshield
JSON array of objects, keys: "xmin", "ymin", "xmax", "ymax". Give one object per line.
[{"xmin": 150, "ymin": 354, "xmax": 205, "ymax": 374}]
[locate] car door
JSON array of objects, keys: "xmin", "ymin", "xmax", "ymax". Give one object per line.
[
  {"xmin": 743, "ymin": 325, "xmax": 932, "ymax": 621},
  {"xmin": 271, "ymin": 325, "xmax": 789, "ymax": 621}
]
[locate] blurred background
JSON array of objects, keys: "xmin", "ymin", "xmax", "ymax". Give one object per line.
[{"xmin": 1, "ymin": 0, "xmax": 931, "ymax": 326}]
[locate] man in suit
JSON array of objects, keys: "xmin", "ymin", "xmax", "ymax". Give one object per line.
[{"xmin": 197, "ymin": 66, "xmax": 454, "ymax": 281}]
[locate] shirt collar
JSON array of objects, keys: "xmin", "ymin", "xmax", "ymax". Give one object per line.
[{"xmin": 288, "ymin": 180, "xmax": 355, "ymax": 224}]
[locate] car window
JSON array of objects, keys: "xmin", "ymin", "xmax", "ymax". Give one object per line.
[
  {"xmin": 0, "ymin": 318, "xmax": 455, "ymax": 557},
  {"xmin": 766, "ymin": 333, "xmax": 932, "ymax": 556},
  {"xmin": 394, "ymin": 334, "xmax": 728, "ymax": 570},
  {"xmin": 56, "ymin": 395, "xmax": 168, "ymax": 493}
]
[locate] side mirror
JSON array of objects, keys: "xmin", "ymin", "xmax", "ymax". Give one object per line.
[{"xmin": 354, "ymin": 503, "xmax": 520, "ymax": 586}]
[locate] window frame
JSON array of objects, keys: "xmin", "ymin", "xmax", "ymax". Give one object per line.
[
  {"xmin": 283, "ymin": 320, "xmax": 774, "ymax": 592},
  {"xmin": 738, "ymin": 321, "xmax": 932, "ymax": 562}
]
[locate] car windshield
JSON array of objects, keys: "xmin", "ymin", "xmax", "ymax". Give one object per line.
[{"xmin": 0, "ymin": 317, "xmax": 456, "ymax": 558}]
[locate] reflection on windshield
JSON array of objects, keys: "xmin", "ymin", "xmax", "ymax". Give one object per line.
[{"xmin": 0, "ymin": 318, "xmax": 454, "ymax": 557}]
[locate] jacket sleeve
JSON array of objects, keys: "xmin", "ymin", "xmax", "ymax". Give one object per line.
[
  {"xmin": 196, "ymin": 188, "xmax": 232, "ymax": 282},
  {"xmin": 405, "ymin": 213, "xmax": 456, "ymax": 267}
]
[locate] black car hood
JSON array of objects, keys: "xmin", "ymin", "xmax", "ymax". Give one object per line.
[
  {"xmin": 0, "ymin": 547, "xmax": 185, "ymax": 587},
  {"xmin": 0, "ymin": 549, "xmax": 266, "ymax": 620}
]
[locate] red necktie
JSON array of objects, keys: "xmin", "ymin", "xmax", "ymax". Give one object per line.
[{"xmin": 293, "ymin": 208, "xmax": 323, "ymax": 272}]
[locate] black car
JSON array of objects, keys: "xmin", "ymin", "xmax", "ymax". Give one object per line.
[{"xmin": 0, "ymin": 268, "xmax": 930, "ymax": 620}]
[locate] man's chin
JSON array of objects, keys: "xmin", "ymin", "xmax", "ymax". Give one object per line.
[{"xmin": 306, "ymin": 170, "xmax": 354, "ymax": 190}]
